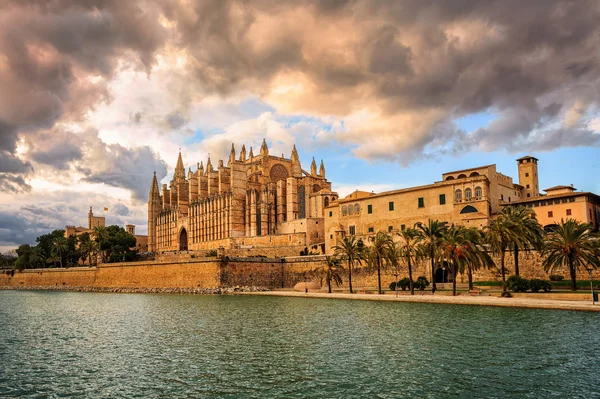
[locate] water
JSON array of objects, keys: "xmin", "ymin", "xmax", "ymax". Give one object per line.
[{"xmin": 0, "ymin": 291, "xmax": 598, "ymax": 398}]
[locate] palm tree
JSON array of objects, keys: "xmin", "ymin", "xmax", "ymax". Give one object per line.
[
  {"xmin": 313, "ymin": 256, "xmax": 345, "ymax": 293},
  {"xmin": 484, "ymin": 214, "xmax": 521, "ymax": 294},
  {"xmin": 542, "ymin": 219, "xmax": 600, "ymax": 291},
  {"xmin": 93, "ymin": 226, "xmax": 109, "ymax": 262},
  {"xmin": 440, "ymin": 225, "xmax": 494, "ymax": 296},
  {"xmin": 47, "ymin": 253, "xmax": 60, "ymax": 268},
  {"xmin": 52, "ymin": 237, "xmax": 68, "ymax": 268},
  {"xmin": 397, "ymin": 228, "xmax": 421, "ymax": 295},
  {"xmin": 29, "ymin": 246, "xmax": 44, "ymax": 268},
  {"xmin": 503, "ymin": 206, "xmax": 544, "ymax": 276},
  {"xmin": 368, "ymin": 231, "xmax": 393, "ymax": 294},
  {"xmin": 416, "ymin": 220, "xmax": 448, "ymax": 294},
  {"xmin": 81, "ymin": 239, "xmax": 98, "ymax": 266},
  {"xmin": 333, "ymin": 236, "xmax": 365, "ymax": 294}
]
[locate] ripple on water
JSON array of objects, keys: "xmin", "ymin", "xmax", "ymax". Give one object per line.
[{"xmin": 0, "ymin": 291, "xmax": 599, "ymax": 398}]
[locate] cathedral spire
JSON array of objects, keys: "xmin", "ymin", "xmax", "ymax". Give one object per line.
[
  {"xmin": 229, "ymin": 143, "xmax": 236, "ymax": 165},
  {"xmin": 150, "ymin": 171, "xmax": 160, "ymax": 198},
  {"xmin": 319, "ymin": 160, "xmax": 325, "ymax": 178},
  {"xmin": 310, "ymin": 157, "xmax": 317, "ymax": 176},
  {"xmin": 199, "ymin": 161, "xmax": 204, "ymax": 174},
  {"xmin": 240, "ymin": 144, "xmax": 247, "ymax": 162},
  {"xmin": 174, "ymin": 150, "xmax": 185, "ymax": 179},
  {"xmin": 249, "ymin": 146, "xmax": 254, "ymax": 159},
  {"xmin": 260, "ymin": 138, "xmax": 268, "ymax": 157},
  {"xmin": 291, "ymin": 145, "xmax": 299, "ymax": 163},
  {"xmin": 206, "ymin": 156, "xmax": 213, "ymax": 173}
]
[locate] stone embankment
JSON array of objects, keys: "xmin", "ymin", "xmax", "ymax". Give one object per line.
[{"xmin": 1, "ymin": 285, "xmax": 270, "ymax": 295}]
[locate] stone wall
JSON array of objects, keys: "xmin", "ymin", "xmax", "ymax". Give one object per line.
[{"xmin": 2, "ymin": 250, "xmax": 598, "ymax": 292}]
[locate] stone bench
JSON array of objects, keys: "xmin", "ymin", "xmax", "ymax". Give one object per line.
[{"xmin": 469, "ymin": 289, "xmax": 483, "ymax": 296}]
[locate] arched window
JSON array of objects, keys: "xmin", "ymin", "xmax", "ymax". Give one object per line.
[
  {"xmin": 342, "ymin": 206, "xmax": 347, "ymax": 216},
  {"xmin": 348, "ymin": 204, "xmax": 354, "ymax": 215},
  {"xmin": 460, "ymin": 205, "xmax": 478, "ymax": 214},
  {"xmin": 313, "ymin": 184, "xmax": 320, "ymax": 193},
  {"xmin": 445, "ymin": 176, "xmax": 455, "ymax": 181},
  {"xmin": 354, "ymin": 204, "xmax": 360, "ymax": 214},
  {"xmin": 469, "ymin": 172, "xmax": 480, "ymax": 177},
  {"xmin": 465, "ymin": 188, "xmax": 472, "ymax": 200},
  {"xmin": 455, "ymin": 189, "xmax": 462, "ymax": 201},
  {"xmin": 324, "ymin": 197, "xmax": 329, "ymax": 207},
  {"xmin": 457, "ymin": 174, "xmax": 467, "ymax": 179},
  {"xmin": 475, "ymin": 186, "xmax": 482, "ymax": 197}
]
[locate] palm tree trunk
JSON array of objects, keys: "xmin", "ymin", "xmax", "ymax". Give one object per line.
[
  {"xmin": 431, "ymin": 253, "xmax": 437, "ymax": 294},
  {"xmin": 328, "ymin": 277, "xmax": 332, "ymax": 293},
  {"xmin": 500, "ymin": 250, "xmax": 506, "ymax": 292},
  {"xmin": 408, "ymin": 257, "xmax": 414, "ymax": 295},
  {"xmin": 468, "ymin": 266, "xmax": 473, "ymax": 291},
  {"xmin": 348, "ymin": 260, "xmax": 353, "ymax": 294},
  {"xmin": 377, "ymin": 256, "xmax": 382, "ymax": 294},
  {"xmin": 452, "ymin": 269, "xmax": 457, "ymax": 296},
  {"xmin": 569, "ymin": 256, "xmax": 577, "ymax": 291},
  {"xmin": 514, "ymin": 244, "xmax": 520, "ymax": 276}
]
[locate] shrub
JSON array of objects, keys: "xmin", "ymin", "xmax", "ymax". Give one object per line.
[
  {"xmin": 530, "ymin": 279, "xmax": 552, "ymax": 293},
  {"xmin": 414, "ymin": 276, "xmax": 430, "ymax": 291},
  {"xmin": 507, "ymin": 275, "xmax": 530, "ymax": 292},
  {"xmin": 549, "ymin": 274, "xmax": 564, "ymax": 281},
  {"xmin": 205, "ymin": 249, "xmax": 218, "ymax": 257}
]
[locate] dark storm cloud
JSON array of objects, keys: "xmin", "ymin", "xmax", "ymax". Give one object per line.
[{"xmin": 0, "ymin": 0, "xmax": 168, "ymax": 188}]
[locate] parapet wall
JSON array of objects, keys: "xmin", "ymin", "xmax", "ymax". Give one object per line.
[{"xmin": 1, "ymin": 250, "xmax": 598, "ymax": 291}]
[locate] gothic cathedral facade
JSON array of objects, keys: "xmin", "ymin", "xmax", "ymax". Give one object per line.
[{"xmin": 147, "ymin": 140, "xmax": 338, "ymax": 253}]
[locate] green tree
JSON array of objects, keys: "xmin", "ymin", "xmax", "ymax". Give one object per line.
[
  {"xmin": 47, "ymin": 253, "xmax": 60, "ymax": 268},
  {"xmin": 440, "ymin": 225, "xmax": 494, "ymax": 296},
  {"xmin": 503, "ymin": 205, "xmax": 544, "ymax": 276},
  {"xmin": 313, "ymin": 256, "xmax": 344, "ymax": 293},
  {"xmin": 542, "ymin": 219, "xmax": 600, "ymax": 291},
  {"xmin": 15, "ymin": 244, "xmax": 32, "ymax": 270},
  {"xmin": 333, "ymin": 236, "xmax": 365, "ymax": 294},
  {"xmin": 485, "ymin": 213, "xmax": 521, "ymax": 294},
  {"xmin": 368, "ymin": 231, "xmax": 393, "ymax": 294},
  {"xmin": 36, "ymin": 230, "xmax": 66, "ymax": 260},
  {"xmin": 52, "ymin": 237, "xmax": 69, "ymax": 268},
  {"xmin": 93, "ymin": 226, "xmax": 109, "ymax": 262},
  {"xmin": 396, "ymin": 228, "xmax": 421, "ymax": 295},
  {"xmin": 103, "ymin": 225, "xmax": 137, "ymax": 263},
  {"xmin": 29, "ymin": 246, "xmax": 44, "ymax": 268},
  {"xmin": 79, "ymin": 234, "xmax": 98, "ymax": 266},
  {"xmin": 416, "ymin": 219, "xmax": 448, "ymax": 294}
]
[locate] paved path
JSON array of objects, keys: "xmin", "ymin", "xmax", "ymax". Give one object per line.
[{"xmin": 239, "ymin": 291, "xmax": 600, "ymax": 312}]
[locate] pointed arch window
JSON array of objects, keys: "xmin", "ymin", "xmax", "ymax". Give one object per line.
[
  {"xmin": 342, "ymin": 205, "xmax": 347, "ymax": 216},
  {"xmin": 475, "ymin": 186, "xmax": 482, "ymax": 198},
  {"xmin": 324, "ymin": 197, "xmax": 330, "ymax": 207},
  {"xmin": 298, "ymin": 186, "xmax": 306, "ymax": 219}
]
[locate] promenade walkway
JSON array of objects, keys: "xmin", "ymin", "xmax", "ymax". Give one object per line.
[{"xmin": 241, "ymin": 290, "xmax": 600, "ymax": 312}]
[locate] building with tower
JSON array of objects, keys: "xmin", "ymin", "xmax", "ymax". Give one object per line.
[{"xmin": 148, "ymin": 140, "xmax": 338, "ymax": 254}]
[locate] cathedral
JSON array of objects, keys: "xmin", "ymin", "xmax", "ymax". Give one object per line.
[{"xmin": 148, "ymin": 140, "xmax": 338, "ymax": 253}]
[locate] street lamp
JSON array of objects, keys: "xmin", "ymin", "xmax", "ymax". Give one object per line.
[
  {"xmin": 586, "ymin": 266, "xmax": 595, "ymax": 305},
  {"xmin": 304, "ymin": 274, "xmax": 309, "ymax": 294},
  {"xmin": 394, "ymin": 272, "xmax": 399, "ymax": 298}
]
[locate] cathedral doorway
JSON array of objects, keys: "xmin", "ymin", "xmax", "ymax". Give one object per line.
[{"xmin": 179, "ymin": 228, "xmax": 188, "ymax": 251}]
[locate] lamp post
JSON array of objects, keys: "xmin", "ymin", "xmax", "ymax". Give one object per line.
[
  {"xmin": 586, "ymin": 267, "xmax": 595, "ymax": 305},
  {"xmin": 394, "ymin": 272, "xmax": 399, "ymax": 298},
  {"xmin": 305, "ymin": 274, "xmax": 309, "ymax": 294}
]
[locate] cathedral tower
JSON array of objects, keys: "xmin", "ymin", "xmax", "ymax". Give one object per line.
[
  {"xmin": 517, "ymin": 156, "xmax": 539, "ymax": 198},
  {"xmin": 147, "ymin": 171, "xmax": 161, "ymax": 252}
]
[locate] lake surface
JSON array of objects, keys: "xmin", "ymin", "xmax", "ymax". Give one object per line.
[{"xmin": 0, "ymin": 291, "xmax": 598, "ymax": 398}]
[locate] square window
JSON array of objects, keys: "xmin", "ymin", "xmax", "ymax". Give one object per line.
[
  {"xmin": 389, "ymin": 202, "xmax": 394, "ymax": 211},
  {"xmin": 329, "ymin": 211, "xmax": 332, "ymax": 217},
  {"xmin": 526, "ymin": 184, "xmax": 530, "ymax": 188},
  {"xmin": 401, "ymin": 224, "xmax": 406, "ymax": 231},
  {"xmin": 566, "ymin": 209, "xmax": 572, "ymax": 216},
  {"xmin": 418, "ymin": 197, "xmax": 424, "ymax": 208},
  {"xmin": 525, "ymin": 172, "xmax": 529, "ymax": 177},
  {"xmin": 368, "ymin": 204, "xmax": 372, "ymax": 214},
  {"xmin": 569, "ymin": 197, "xmax": 575, "ymax": 203},
  {"xmin": 330, "ymin": 234, "xmax": 333, "ymax": 239},
  {"xmin": 439, "ymin": 194, "xmax": 446, "ymax": 205},
  {"xmin": 388, "ymin": 226, "xmax": 393, "ymax": 232},
  {"xmin": 548, "ymin": 211, "xmax": 553, "ymax": 217},
  {"xmin": 349, "ymin": 225, "xmax": 356, "ymax": 235},
  {"xmin": 527, "ymin": 193, "xmax": 531, "ymax": 198},
  {"xmin": 368, "ymin": 227, "xmax": 374, "ymax": 233}
]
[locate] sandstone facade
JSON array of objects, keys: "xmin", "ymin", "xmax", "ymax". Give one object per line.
[{"xmin": 148, "ymin": 140, "xmax": 338, "ymax": 253}]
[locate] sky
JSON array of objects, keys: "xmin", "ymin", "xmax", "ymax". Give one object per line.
[{"xmin": 1, "ymin": 0, "xmax": 600, "ymax": 252}]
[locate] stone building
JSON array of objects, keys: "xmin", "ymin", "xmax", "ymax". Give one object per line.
[
  {"xmin": 148, "ymin": 140, "xmax": 338, "ymax": 253},
  {"xmin": 503, "ymin": 156, "xmax": 600, "ymax": 231},
  {"xmin": 323, "ymin": 156, "xmax": 560, "ymax": 253},
  {"xmin": 65, "ymin": 207, "xmax": 148, "ymax": 253}
]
